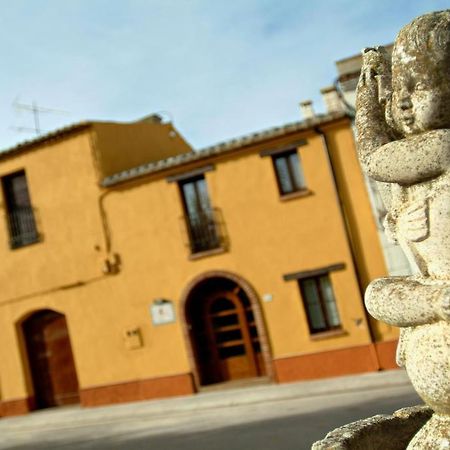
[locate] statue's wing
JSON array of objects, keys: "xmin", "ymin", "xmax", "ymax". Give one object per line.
[{"xmin": 401, "ymin": 199, "xmax": 429, "ymax": 242}]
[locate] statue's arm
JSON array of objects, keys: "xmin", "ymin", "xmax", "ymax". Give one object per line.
[
  {"xmin": 365, "ymin": 277, "xmax": 450, "ymax": 327},
  {"xmin": 366, "ymin": 130, "xmax": 450, "ymax": 184},
  {"xmin": 355, "ymin": 48, "xmax": 394, "ymax": 171}
]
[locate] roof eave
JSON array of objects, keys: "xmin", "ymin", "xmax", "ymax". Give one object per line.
[
  {"xmin": 102, "ymin": 111, "xmax": 350, "ymax": 188},
  {"xmin": 0, "ymin": 122, "xmax": 93, "ymax": 161}
]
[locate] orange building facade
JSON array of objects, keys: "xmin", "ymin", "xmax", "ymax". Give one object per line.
[{"xmin": 0, "ymin": 111, "xmax": 397, "ymax": 416}]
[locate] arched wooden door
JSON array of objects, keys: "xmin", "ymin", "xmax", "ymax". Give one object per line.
[
  {"xmin": 203, "ymin": 291, "xmax": 258, "ymax": 382},
  {"xmin": 187, "ymin": 279, "xmax": 266, "ymax": 386},
  {"xmin": 22, "ymin": 310, "xmax": 79, "ymax": 409}
]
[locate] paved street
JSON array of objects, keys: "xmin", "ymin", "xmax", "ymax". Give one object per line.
[{"xmin": 0, "ymin": 371, "xmax": 421, "ymax": 450}]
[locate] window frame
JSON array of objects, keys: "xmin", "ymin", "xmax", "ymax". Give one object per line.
[
  {"xmin": 298, "ymin": 273, "xmax": 342, "ymax": 335},
  {"xmin": 1, "ymin": 169, "xmax": 39, "ymax": 249},
  {"xmin": 178, "ymin": 174, "xmax": 221, "ymax": 255},
  {"xmin": 271, "ymin": 149, "xmax": 306, "ymax": 196}
]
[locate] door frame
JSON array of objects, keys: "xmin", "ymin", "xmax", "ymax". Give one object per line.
[
  {"xmin": 180, "ymin": 270, "xmax": 273, "ymax": 390},
  {"xmin": 18, "ymin": 308, "xmax": 80, "ymax": 410}
]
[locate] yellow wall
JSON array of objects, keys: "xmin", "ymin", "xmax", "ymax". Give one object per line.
[
  {"xmin": 323, "ymin": 124, "xmax": 396, "ymax": 342},
  {"xmin": 0, "ymin": 128, "xmax": 192, "ymax": 401},
  {"xmin": 0, "ymin": 130, "xmax": 107, "ymax": 400},
  {"xmin": 324, "ymin": 124, "xmax": 387, "ymax": 287},
  {"xmin": 0, "ymin": 131, "xmax": 104, "ymax": 301},
  {"xmin": 97, "ymin": 120, "xmax": 387, "ymax": 380},
  {"xmin": 0, "ymin": 118, "xmax": 395, "ymax": 403}
]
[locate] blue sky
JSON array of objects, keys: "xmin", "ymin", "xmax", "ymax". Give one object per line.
[{"xmin": 0, "ymin": 0, "xmax": 448, "ymax": 150}]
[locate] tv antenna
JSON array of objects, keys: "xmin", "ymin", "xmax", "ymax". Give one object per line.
[{"xmin": 12, "ymin": 99, "xmax": 69, "ymax": 135}]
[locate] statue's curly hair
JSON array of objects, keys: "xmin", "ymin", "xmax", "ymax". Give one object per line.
[{"xmin": 396, "ymin": 10, "xmax": 450, "ymax": 59}]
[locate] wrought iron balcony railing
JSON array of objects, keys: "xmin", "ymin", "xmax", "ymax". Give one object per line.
[
  {"xmin": 6, "ymin": 206, "xmax": 39, "ymax": 249},
  {"xmin": 180, "ymin": 207, "xmax": 228, "ymax": 255}
]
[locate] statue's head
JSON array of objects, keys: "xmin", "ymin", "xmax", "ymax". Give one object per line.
[{"xmin": 391, "ymin": 10, "xmax": 450, "ymax": 135}]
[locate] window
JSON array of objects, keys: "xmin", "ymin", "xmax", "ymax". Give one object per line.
[
  {"xmin": 179, "ymin": 175, "xmax": 220, "ymax": 254},
  {"xmin": 272, "ymin": 149, "xmax": 306, "ymax": 195},
  {"xmin": 299, "ymin": 274, "xmax": 341, "ymax": 334},
  {"xmin": 2, "ymin": 170, "xmax": 39, "ymax": 248}
]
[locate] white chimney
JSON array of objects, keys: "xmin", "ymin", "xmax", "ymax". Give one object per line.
[
  {"xmin": 320, "ymin": 86, "xmax": 345, "ymax": 113},
  {"xmin": 300, "ymin": 100, "xmax": 315, "ymax": 120}
]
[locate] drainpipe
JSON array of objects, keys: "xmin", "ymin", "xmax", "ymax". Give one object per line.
[
  {"xmin": 314, "ymin": 126, "xmax": 379, "ymax": 362},
  {"xmin": 97, "ymin": 190, "xmax": 121, "ymax": 275}
]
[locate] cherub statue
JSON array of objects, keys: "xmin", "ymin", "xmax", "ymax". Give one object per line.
[{"xmin": 356, "ymin": 10, "xmax": 450, "ymax": 448}]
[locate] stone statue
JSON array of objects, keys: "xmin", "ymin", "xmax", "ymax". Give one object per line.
[{"xmin": 355, "ymin": 10, "xmax": 450, "ymax": 448}]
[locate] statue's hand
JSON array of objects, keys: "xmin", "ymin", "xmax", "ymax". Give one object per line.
[
  {"xmin": 355, "ymin": 46, "xmax": 394, "ymax": 167},
  {"xmin": 398, "ymin": 199, "xmax": 429, "ymax": 243},
  {"xmin": 358, "ymin": 48, "xmax": 380, "ymax": 93},
  {"xmin": 440, "ymin": 288, "xmax": 450, "ymax": 321}
]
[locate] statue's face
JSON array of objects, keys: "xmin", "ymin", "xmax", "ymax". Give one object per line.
[{"xmin": 391, "ymin": 49, "xmax": 450, "ymax": 135}]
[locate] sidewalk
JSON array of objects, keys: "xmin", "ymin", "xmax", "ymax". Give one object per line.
[{"xmin": 0, "ymin": 369, "xmax": 410, "ymax": 434}]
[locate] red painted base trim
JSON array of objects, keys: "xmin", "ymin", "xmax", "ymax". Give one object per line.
[
  {"xmin": 80, "ymin": 373, "xmax": 195, "ymax": 407},
  {"xmin": 0, "ymin": 397, "xmax": 35, "ymax": 417},
  {"xmin": 0, "ymin": 344, "xmax": 399, "ymax": 415},
  {"xmin": 375, "ymin": 339, "xmax": 399, "ymax": 370},
  {"xmin": 273, "ymin": 344, "xmax": 380, "ymax": 383}
]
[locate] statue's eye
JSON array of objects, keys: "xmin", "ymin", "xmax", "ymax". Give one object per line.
[{"xmin": 415, "ymin": 82, "xmax": 426, "ymax": 91}]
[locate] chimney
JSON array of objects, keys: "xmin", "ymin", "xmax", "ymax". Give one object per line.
[
  {"xmin": 137, "ymin": 113, "xmax": 163, "ymax": 124},
  {"xmin": 320, "ymin": 86, "xmax": 345, "ymax": 114},
  {"xmin": 300, "ymin": 100, "xmax": 315, "ymax": 120}
]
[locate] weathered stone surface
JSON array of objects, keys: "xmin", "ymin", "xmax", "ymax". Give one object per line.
[
  {"xmin": 311, "ymin": 405, "xmax": 432, "ymax": 449},
  {"xmin": 313, "ymin": 10, "xmax": 450, "ymax": 449},
  {"xmin": 354, "ymin": 10, "xmax": 450, "ymax": 448}
]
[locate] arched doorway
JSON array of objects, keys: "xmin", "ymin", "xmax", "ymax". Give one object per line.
[
  {"xmin": 22, "ymin": 310, "xmax": 79, "ymax": 409},
  {"xmin": 184, "ymin": 275, "xmax": 270, "ymax": 386}
]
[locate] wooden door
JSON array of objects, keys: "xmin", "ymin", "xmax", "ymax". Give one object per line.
[
  {"xmin": 204, "ymin": 291, "xmax": 258, "ymax": 381},
  {"xmin": 23, "ymin": 311, "xmax": 79, "ymax": 409}
]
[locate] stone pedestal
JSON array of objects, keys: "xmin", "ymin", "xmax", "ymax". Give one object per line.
[{"xmin": 312, "ymin": 406, "xmax": 432, "ymax": 449}]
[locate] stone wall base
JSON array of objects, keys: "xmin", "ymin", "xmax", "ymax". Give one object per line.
[
  {"xmin": 273, "ymin": 342, "xmax": 398, "ymax": 382},
  {"xmin": 0, "ymin": 342, "xmax": 399, "ymax": 415},
  {"xmin": 374, "ymin": 339, "xmax": 398, "ymax": 370},
  {"xmin": 80, "ymin": 373, "xmax": 195, "ymax": 407},
  {"xmin": 0, "ymin": 373, "xmax": 195, "ymax": 415},
  {"xmin": 0, "ymin": 397, "xmax": 35, "ymax": 417}
]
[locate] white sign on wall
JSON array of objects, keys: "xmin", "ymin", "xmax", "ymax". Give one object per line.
[{"xmin": 150, "ymin": 299, "xmax": 176, "ymax": 325}]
